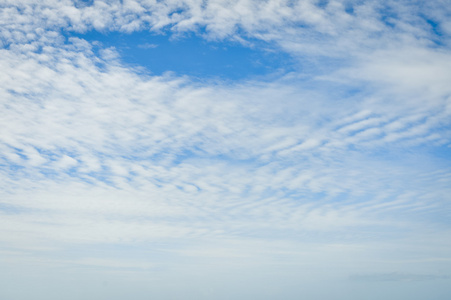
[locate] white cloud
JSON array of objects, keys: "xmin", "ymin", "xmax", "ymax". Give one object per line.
[{"xmin": 1, "ymin": 1, "xmax": 451, "ymax": 299}]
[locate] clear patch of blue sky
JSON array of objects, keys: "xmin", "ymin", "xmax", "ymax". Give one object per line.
[{"xmin": 69, "ymin": 31, "xmax": 296, "ymax": 80}]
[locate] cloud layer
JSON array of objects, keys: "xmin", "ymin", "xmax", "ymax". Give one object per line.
[{"xmin": 1, "ymin": 1, "xmax": 451, "ymax": 300}]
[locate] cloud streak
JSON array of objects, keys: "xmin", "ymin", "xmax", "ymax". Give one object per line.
[{"xmin": 350, "ymin": 272, "xmax": 450, "ymax": 282}]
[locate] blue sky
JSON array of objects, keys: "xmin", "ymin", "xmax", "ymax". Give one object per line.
[
  {"xmin": 1, "ymin": 1, "xmax": 451, "ymax": 299},
  {"xmin": 70, "ymin": 31, "xmax": 295, "ymax": 79}
]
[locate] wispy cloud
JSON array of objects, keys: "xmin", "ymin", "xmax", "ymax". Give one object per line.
[
  {"xmin": 350, "ymin": 272, "xmax": 450, "ymax": 282},
  {"xmin": 137, "ymin": 42, "xmax": 158, "ymax": 49}
]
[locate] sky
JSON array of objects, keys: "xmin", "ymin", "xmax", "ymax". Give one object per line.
[{"xmin": 1, "ymin": 0, "xmax": 451, "ymax": 299}]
